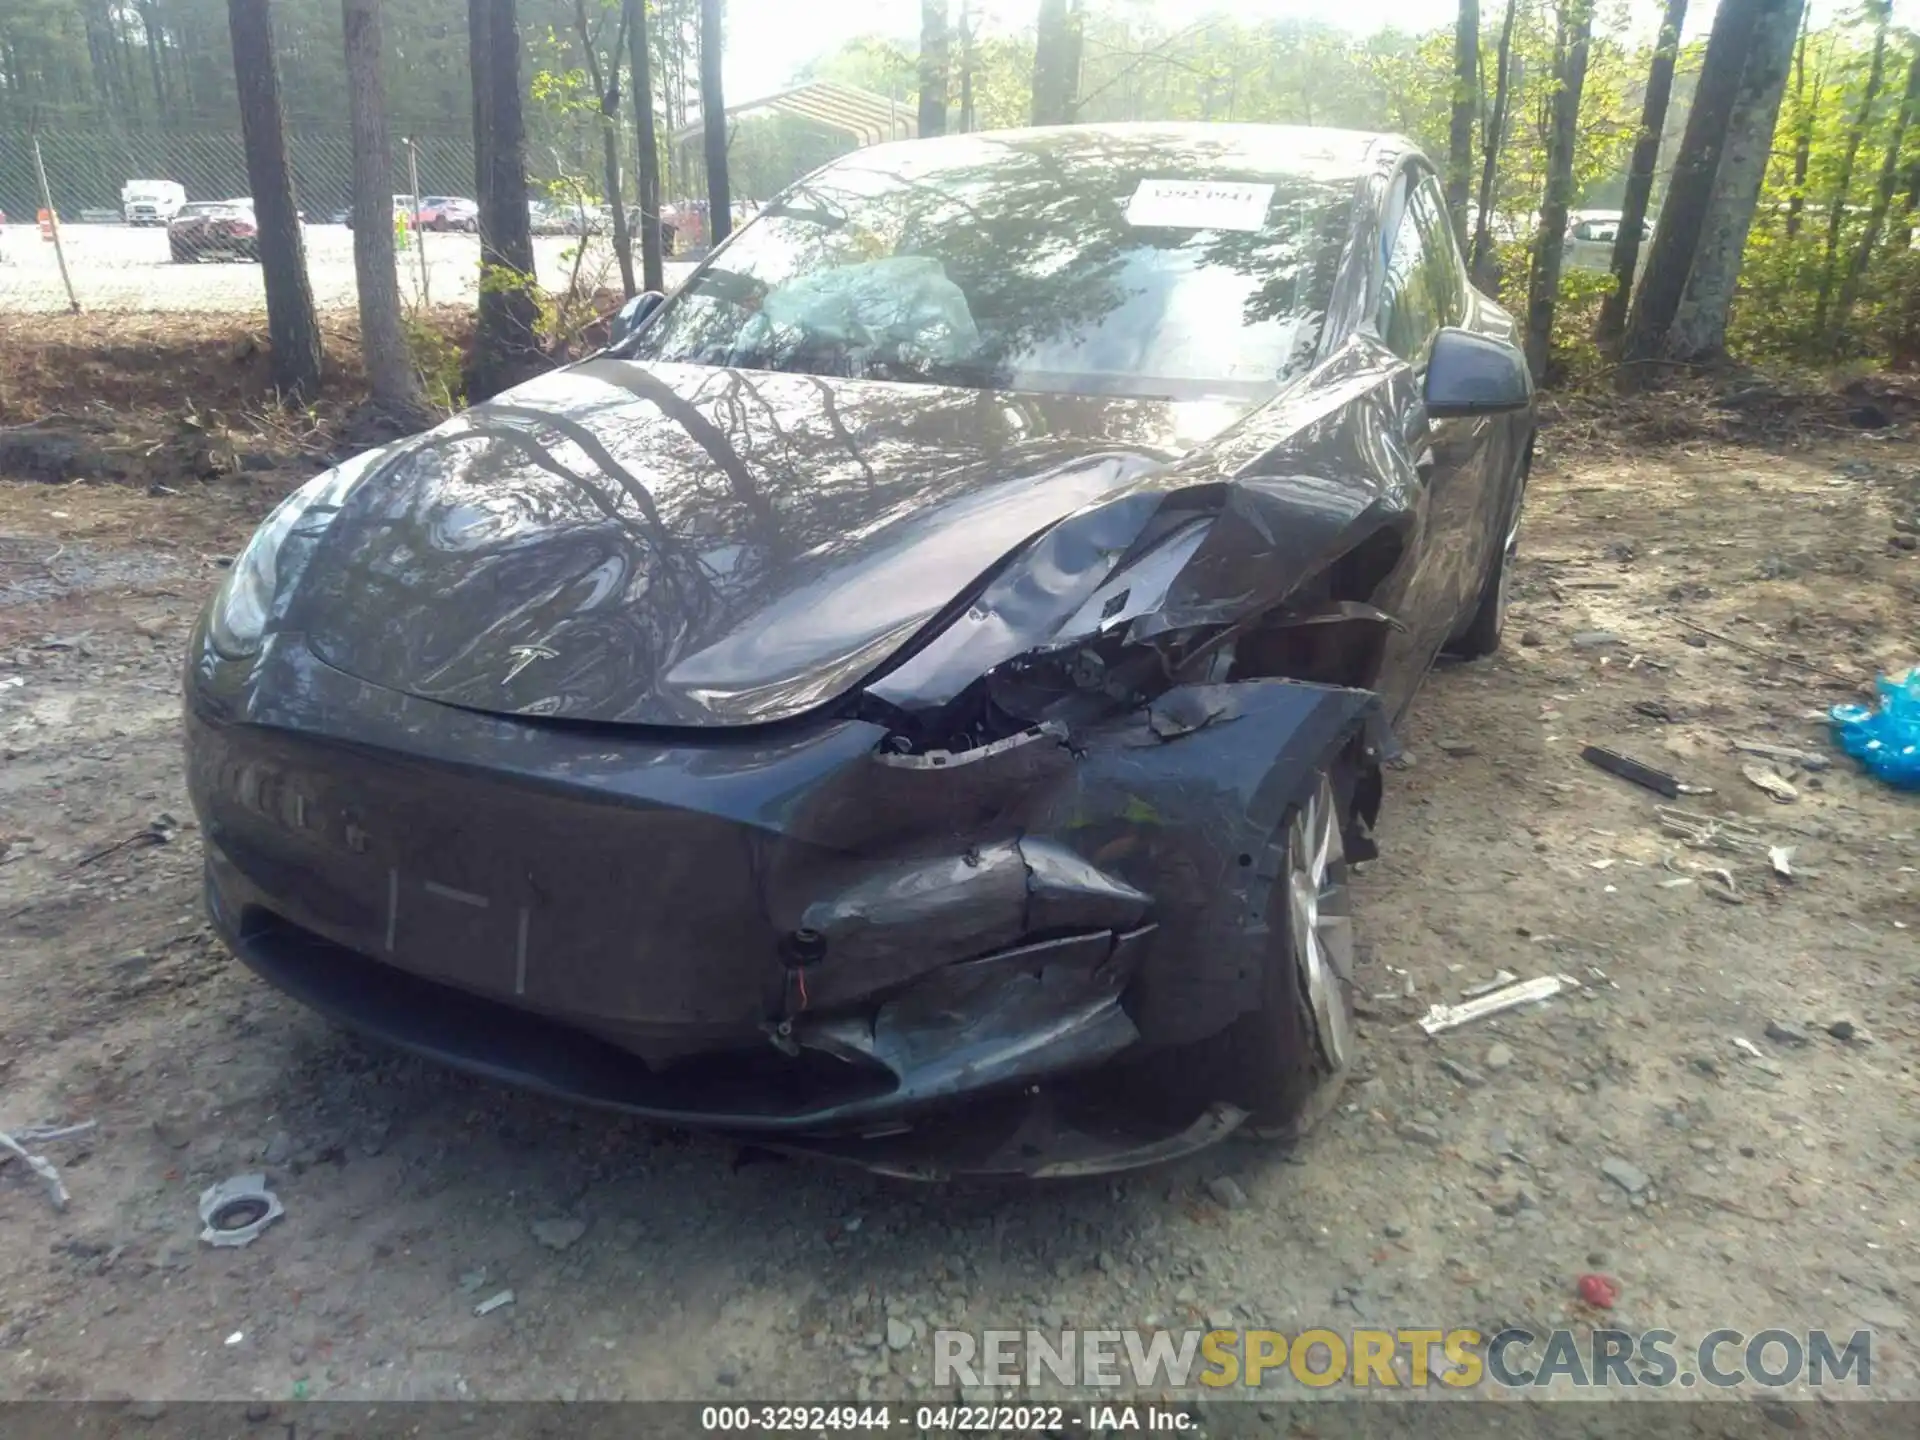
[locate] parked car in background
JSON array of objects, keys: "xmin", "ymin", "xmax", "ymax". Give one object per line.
[
  {"xmin": 530, "ymin": 198, "xmax": 597, "ymax": 235},
  {"xmin": 344, "ymin": 195, "xmax": 419, "ymax": 231},
  {"xmin": 169, "ymin": 200, "xmax": 259, "ymax": 262},
  {"xmin": 1565, "ymin": 209, "xmax": 1651, "ymax": 273},
  {"xmin": 123, "ymin": 179, "xmax": 187, "ymax": 226},
  {"xmin": 416, "ymin": 196, "xmax": 479, "ymax": 232}
]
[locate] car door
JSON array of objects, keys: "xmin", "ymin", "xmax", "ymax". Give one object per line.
[
  {"xmin": 1370, "ymin": 168, "xmax": 1497, "ymax": 712},
  {"xmin": 1407, "ymin": 174, "xmax": 1504, "ymax": 638}
]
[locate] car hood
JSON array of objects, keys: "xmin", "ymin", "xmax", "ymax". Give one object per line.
[{"xmin": 294, "ymin": 360, "xmax": 1245, "ymax": 727}]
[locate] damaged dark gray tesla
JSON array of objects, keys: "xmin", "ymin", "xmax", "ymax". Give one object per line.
[{"xmin": 184, "ymin": 124, "xmax": 1534, "ymax": 1177}]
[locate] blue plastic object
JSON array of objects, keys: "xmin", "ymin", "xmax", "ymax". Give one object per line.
[{"xmin": 1830, "ymin": 671, "xmax": 1920, "ymax": 790}]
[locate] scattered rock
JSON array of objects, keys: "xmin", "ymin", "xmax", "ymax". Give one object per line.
[
  {"xmin": 1764, "ymin": 1019, "xmax": 1811, "ymax": 1047},
  {"xmin": 1396, "ymin": 1122, "xmax": 1444, "ymax": 1147},
  {"xmin": 1484, "ymin": 1042, "xmax": 1514, "ymax": 1072},
  {"xmin": 531, "ymin": 1216, "xmax": 587, "ymax": 1252},
  {"xmin": 1827, "ymin": 1016, "xmax": 1871, "ymax": 1044},
  {"xmin": 1600, "ymin": 1157, "xmax": 1650, "ymax": 1195},
  {"xmin": 244, "ymin": 1403, "xmax": 272, "ymax": 1422},
  {"xmin": 886, "ymin": 1317, "xmax": 914, "ymax": 1352},
  {"xmin": 1382, "ymin": 1222, "xmax": 1406, "ymax": 1239},
  {"xmin": 1205, "ymin": 1176, "xmax": 1249, "ymax": 1211},
  {"xmin": 124, "ymin": 1401, "xmax": 167, "ymax": 1422},
  {"xmin": 1520, "ymin": 630, "xmax": 1543, "ymax": 647},
  {"xmin": 1436, "ymin": 738, "xmax": 1479, "ymax": 757},
  {"xmin": 1571, "ymin": 631, "xmax": 1622, "ymax": 649},
  {"xmin": 1439, "ymin": 1058, "xmax": 1486, "ymax": 1088}
]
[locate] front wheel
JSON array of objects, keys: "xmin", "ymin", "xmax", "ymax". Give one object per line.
[{"xmin": 1137, "ymin": 759, "xmax": 1360, "ymax": 1137}]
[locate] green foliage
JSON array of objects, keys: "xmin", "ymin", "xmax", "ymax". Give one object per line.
[{"xmin": 404, "ymin": 309, "xmax": 466, "ymax": 413}]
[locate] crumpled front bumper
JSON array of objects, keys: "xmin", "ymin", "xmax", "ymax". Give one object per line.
[{"xmin": 188, "ymin": 630, "xmax": 1388, "ymax": 1174}]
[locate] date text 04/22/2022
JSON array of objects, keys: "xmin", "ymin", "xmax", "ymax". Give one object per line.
[{"xmin": 698, "ymin": 1403, "xmax": 1195, "ymax": 1431}]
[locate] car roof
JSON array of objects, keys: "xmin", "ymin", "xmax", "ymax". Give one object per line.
[{"xmin": 839, "ymin": 122, "xmax": 1410, "ymax": 186}]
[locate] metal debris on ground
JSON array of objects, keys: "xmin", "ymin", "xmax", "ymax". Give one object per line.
[
  {"xmin": 1580, "ymin": 745, "xmax": 1680, "ymax": 798},
  {"xmin": 198, "ymin": 1173, "xmax": 284, "ymax": 1248},
  {"xmin": 474, "ymin": 1289, "xmax": 515, "ymax": 1316},
  {"xmin": 1701, "ymin": 866, "xmax": 1742, "ymax": 904},
  {"xmin": 1461, "ymin": 969, "xmax": 1519, "ymax": 999},
  {"xmin": 1656, "ymin": 807, "xmax": 1768, "ymax": 856},
  {"xmin": 0, "ymin": 1127, "xmax": 75, "ymax": 1211},
  {"xmin": 1741, "ymin": 764, "xmax": 1799, "ymax": 804},
  {"xmin": 72, "ymin": 812, "xmax": 181, "ymax": 870},
  {"xmin": 1418, "ymin": 976, "xmax": 1568, "ymax": 1036},
  {"xmin": 1731, "ymin": 739, "xmax": 1830, "ymax": 772}
]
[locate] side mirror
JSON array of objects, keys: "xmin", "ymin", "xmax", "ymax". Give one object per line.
[
  {"xmin": 609, "ymin": 290, "xmax": 666, "ymax": 347},
  {"xmin": 1425, "ymin": 326, "xmax": 1533, "ymax": 418}
]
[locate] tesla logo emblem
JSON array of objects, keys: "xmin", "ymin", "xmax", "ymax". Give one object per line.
[{"xmin": 502, "ymin": 644, "xmax": 559, "ymax": 683}]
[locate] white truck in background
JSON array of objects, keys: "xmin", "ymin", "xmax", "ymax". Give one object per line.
[{"xmin": 122, "ymin": 180, "xmax": 187, "ymax": 226}]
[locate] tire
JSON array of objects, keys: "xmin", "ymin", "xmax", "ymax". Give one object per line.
[
  {"xmin": 1448, "ymin": 453, "xmax": 1530, "ymax": 660},
  {"xmin": 1135, "ymin": 754, "xmax": 1361, "ymax": 1138}
]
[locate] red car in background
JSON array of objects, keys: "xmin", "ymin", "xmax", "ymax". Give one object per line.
[{"xmin": 169, "ymin": 200, "xmax": 260, "ymax": 262}]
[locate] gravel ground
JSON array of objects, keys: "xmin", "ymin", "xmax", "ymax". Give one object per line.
[
  {"xmin": 0, "ymin": 222, "xmax": 694, "ymax": 313},
  {"xmin": 0, "ymin": 415, "xmax": 1917, "ymax": 1424}
]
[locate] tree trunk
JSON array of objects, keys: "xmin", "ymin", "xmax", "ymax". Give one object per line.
[
  {"xmin": 1620, "ymin": 0, "xmax": 1765, "ymax": 369},
  {"xmin": 1783, "ymin": 4, "xmax": 1813, "ymax": 240},
  {"xmin": 467, "ymin": 0, "xmax": 543, "ymax": 401},
  {"xmin": 919, "ymin": 0, "xmax": 949, "ymax": 138},
  {"xmin": 699, "ymin": 0, "xmax": 730, "ymax": 246},
  {"xmin": 1470, "ymin": 0, "xmax": 1517, "ymax": 290},
  {"xmin": 1666, "ymin": 0, "xmax": 1803, "ymax": 362},
  {"xmin": 343, "ymin": 0, "xmax": 425, "ymax": 421},
  {"xmin": 626, "ymin": 0, "xmax": 665, "ymax": 292},
  {"xmin": 1813, "ymin": 0, "xmax": 1894, "ymax": 342},
  {"xmin": 138, "ymin": 2, "xmax": 170, "ymax": 117},
  {"xmin": 1031, "ymin": 0, "xmax": 1082, "ymax": 126},
  {"xmin": 1596, "ymin": 0, "xmax": 1688, "ymax": 344},
  {"xmin": 1830, "ymin": 40, "xmax": 1920, "ymax": 347},
  {"xmin": 1446, "ymin": 0, "xmax": 1479, "ymax": 247},
  {"xmin": 575, "ymin": 0, "xmax": 636, "ymax": 297},
  {"xmin": 227, "ymin": 0, "xmax": 321, "ymax": 399},
  {"xmin": 1522, "ymin": 0, "xmax": 1593, "ymax": 380},
  {"xmin": 958, "ymin": 0, "xmax": 975, "ymax": 133}
]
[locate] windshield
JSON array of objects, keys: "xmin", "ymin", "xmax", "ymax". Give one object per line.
[{"xmin": 629, "ymin": 132, "xmax": 1356, "ymax": 403}]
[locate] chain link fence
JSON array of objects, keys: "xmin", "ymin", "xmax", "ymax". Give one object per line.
[{"xmin": 0, "ymin": 128, "xmax": 675, "ymax": 316}]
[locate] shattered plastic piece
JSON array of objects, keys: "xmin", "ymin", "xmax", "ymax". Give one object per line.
[
  {"xmin": 0, "ymin": 1129, "xmax": 71, "ymax": 1211},
  {"xmin": 1576, "ymin": 1273, "xmax": 1620, "ymax": 1309},
  {"xmin": 1768, "ymin": 846, "xmax": 1795, "ymax": 879},
  {"xmin": 1418, "ymin": 976, "xmax": 1566, "ymax": 1035},
  {"xmin": 1580, "ymin": 745, "xmax": 1680, "ymax": 798},
  {"xmin": 198, "ymin": 1173, "xmax": 284, "ymax": 1248},
  {"xmin": 1830, "ymin": 671, "xmax": 1920, "ymax": 790},
  {"xmin": 474, "ymin": 1289, "xmax": 515, "ymax": 1316},
  {"xmin": 1731, "ymin": 1036, "xmax": 1765, "ymax": 1061},
  {"xmin": 1741, "ymin": 764, "xmax": 1799, "ymax": 804}
]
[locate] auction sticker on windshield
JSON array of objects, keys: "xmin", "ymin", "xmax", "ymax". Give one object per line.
[{"xmin": 1125, "ymin": 179, "xmax": 1275, "ymax": 232}]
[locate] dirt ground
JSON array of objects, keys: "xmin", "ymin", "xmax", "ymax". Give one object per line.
[{"xmin": 1, "ymin": 358, "xmax": 1917, "ymax": 1422}]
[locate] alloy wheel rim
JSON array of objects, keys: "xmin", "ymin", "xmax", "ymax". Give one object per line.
[{"xmin": 1288, "ymin": 773, "xmax": 1354, "ymax": 1071}]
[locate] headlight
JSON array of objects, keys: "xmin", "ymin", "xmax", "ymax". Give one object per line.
[
  {"xmin": 207, "ymin": 445, "xmax": 396, "ymax": 658},
  {"xmin": 864, "ymin": 494, "xmax": 1213, "ymax": 713}
]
